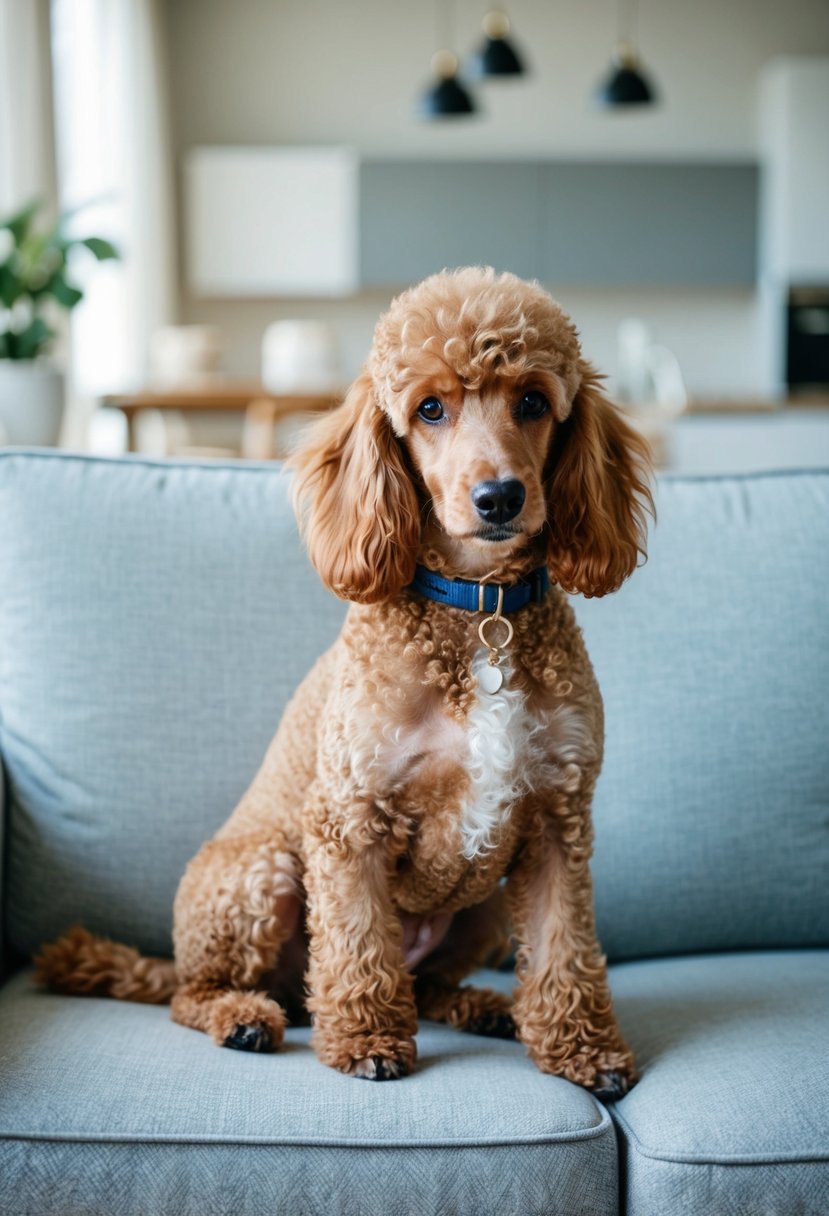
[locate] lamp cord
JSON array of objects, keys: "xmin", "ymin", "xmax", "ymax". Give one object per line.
[
  {"xmin": 437, "ymin": 0, "xmax": 456, "ymax": 51},
  {"xmin": 618, "ymin": 0, "xmax": 639, "ymax": 50}
]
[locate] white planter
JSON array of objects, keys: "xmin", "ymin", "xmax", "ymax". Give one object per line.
[{"xmin": 0, "ymin": 362, "xmax": 65, "ymax": 446}]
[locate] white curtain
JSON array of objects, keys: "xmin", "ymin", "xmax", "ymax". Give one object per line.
[
  {"xmin": 0, "ymin": 0, "xmax": 57, "ymax": 218},
  {"xmin": 50, "ymin": 0, "xmax": 176, "ymax": 419}
]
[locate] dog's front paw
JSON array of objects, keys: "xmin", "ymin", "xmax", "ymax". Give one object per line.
[
  {"xmin": 315, "ymin": 1032, "xmax": 417, "ymax": 1081},
  {"xmin": 351, "ymin": 1054, "xmax": 410, "ymax": 1081},
  {"xmin": 523, "ymin": 1035, "xmax": 637, "ymax": 1097},
  {"xmin": 585, "ymin": 1047, "xmax": 638, "ymax": 1100},
  {"xmin": 590, "ymin": 1069, "xmax": 633, "ymax": 1103}
]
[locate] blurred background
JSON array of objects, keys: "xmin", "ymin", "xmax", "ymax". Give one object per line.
[{"xmin": 1, "ymin": 0, "xmax": 828, "ymax": 471}]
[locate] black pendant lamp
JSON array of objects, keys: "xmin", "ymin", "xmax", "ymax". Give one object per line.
[
  {"xmin": 420, "ymin": 0, "xmax": 477, "ymax": 119},
  {"xmin": 595, "ymin": 0, "xmax": 658, "ymax": 108},
  {"xmin": 421, "ymin": 49, "xmax": 477, "ymax": 117},
  {"xmin": 472, "ymin": 10, "xmax": 526, "ymax": 78}
]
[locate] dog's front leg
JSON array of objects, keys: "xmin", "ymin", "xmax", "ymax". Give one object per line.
[
  {"xmin": 508, "ymin": 793, "xmax": 637, "ymax": 1100},
  {"xmin": 303, "ymin": 793, "xmax": 418, "ymax": 1081}
]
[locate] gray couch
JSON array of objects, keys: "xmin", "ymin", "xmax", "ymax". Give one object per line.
[{"xmin": 0, "ymin": 449, "xmax": 827, "ymax": 1216}]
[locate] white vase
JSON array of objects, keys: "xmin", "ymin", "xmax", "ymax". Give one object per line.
[
  {"xmin": 262, "ymin": 321, "xmax": 342, "ymax": 394},
  {"xmin": 148, "ymin": 326, "xmax": 222, "ymax": 389},
  {"xmin": 0, "ymin": 362, "xmax": 65, "ymax": 446}
]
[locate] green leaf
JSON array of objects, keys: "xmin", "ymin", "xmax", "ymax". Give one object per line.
[
  {"xmin": 0, "ymin": 262, "xmax": 24, "ymax": 308},
  {"xmin": 2, "ymin": 199, "xmax": 41, "ymax": 245},
  {"xmin": 46, "ymin": 272, "xmax": 84, "ymax": 309},
  {"xmin": 0, "ymin": 197, "xmax": 116, "ymax": 330},
  {"xmin": 13, "ymin": 316, "xmax": 54, "ymax": 360},
  {"xmin": 81, "ymin": 236, "xmax": 119, "ymax": 261},
  {"xmin": 1, "ymin": 329, "xmax": 20, "ymax": 359}
]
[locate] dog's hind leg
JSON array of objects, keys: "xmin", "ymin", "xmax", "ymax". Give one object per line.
[
  {"xmin": 170, "ymin": 833, "xmax": 301, "ymax": 1052},
  {"xmin": 415, "ymin": 975, "xmax": 516, "ymax": 1038},
  {"xmin": 413, "ymin": 889, "xmax": 516, "ymax": 1039}
]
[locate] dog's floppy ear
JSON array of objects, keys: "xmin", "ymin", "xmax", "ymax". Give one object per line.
[
  {"xmin": 289, "ymin": 371, "xmax": 420, "ymax": 604},
  {"xmin": 545, "ymin": 367, "xmax": 654, "ymax": 598}
]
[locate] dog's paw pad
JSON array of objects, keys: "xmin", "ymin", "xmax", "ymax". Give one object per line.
[
  {"xmin": 352, "ymin": 1054, "xmax": 407, "ymax": 1081},
  {"xmin": 223, "ymin": 1023, "xmax": 273, "ymax": 1053},
  {"xmin": 465, "ymin": 1011, "xmax": 516, "ymax": 1039},
  {"xmin": 591, "ymin": 1070, "xmax": 631, "ymax": 1103}
]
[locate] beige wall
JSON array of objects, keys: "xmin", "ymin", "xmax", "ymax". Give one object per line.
[
  {"xmin": 160, "ymin": 0, "xmax": 829, "ymax": 402},
  {"xmin": 164, "ymin": 0, "xmax": 829, "ymax": 159}
]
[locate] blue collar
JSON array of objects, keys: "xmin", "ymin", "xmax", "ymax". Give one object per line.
[{"xmin": 408, "ymin": 564, "xmax": 550, "ymax": 614}]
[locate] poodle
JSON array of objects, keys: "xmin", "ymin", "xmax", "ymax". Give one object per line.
[{"xmin": 37, "ymin": 267, "xmax": 653, "ymax": 1097}]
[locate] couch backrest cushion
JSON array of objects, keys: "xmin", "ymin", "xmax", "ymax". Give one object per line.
[
  {"xmin": 0, "ymin": 452, "xmax": 345, "ymax": 957},
  {"xmin": 581, "ymin": 469, "xmax": 829, "ymax": 958},
  {"xmin": 1, "ymin": 453, "xmax": 827, "ymax": 960}
]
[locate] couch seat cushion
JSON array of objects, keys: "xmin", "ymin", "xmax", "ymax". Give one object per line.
[
  {"xmin": 0, "ymin": 968, "xmax": 617, "ymax": 1216},
  {"xmin": 610, "ymin": 950, "xmax": 829, "ymax": 1215}
]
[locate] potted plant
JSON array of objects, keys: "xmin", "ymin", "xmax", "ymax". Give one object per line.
[{"xmin": 0, "ymin": 199, "xmax": 118, "ymax": 446}]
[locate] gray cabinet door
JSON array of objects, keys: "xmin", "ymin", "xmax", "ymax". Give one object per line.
[
  {"xmin": 538, "ymin": 162, "xmax": 758, "ymax": 287},
  {"xmin": 360, "ymin": 160, "xmax": 540, "ymax": 286},
  {"xmin": 359, "ymin": 159, "xmax": 758, "ymax": 289}
]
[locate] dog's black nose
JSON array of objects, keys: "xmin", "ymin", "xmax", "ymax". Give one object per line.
[{"xmin": 471, "ymin": 478, "xmax": 526, "ymax": 525}]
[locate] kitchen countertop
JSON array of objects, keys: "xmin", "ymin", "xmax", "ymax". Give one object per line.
[
  {"xmin": 687, "ymin": 395, "xmax": 829, "ymax": 413},
  {"xmin": 666, "ymin": 407, "xmax": 829, "ymax": 474}
]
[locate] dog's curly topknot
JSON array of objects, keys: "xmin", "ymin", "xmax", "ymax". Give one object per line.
[{"xmin": 369, "ymin": 266, "xmax": 583, "ymax": 418}]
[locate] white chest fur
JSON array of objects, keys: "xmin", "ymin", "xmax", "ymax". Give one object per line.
[
  {"xmin": 460, "ymin": 651, "xmax": 539, "ymax": 859},
  {"xmin": 353, "ymin": 647, "xmax": 592, "ymax": 861}
]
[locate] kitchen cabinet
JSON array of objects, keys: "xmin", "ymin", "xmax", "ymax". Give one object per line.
[
  {"xmin": 184, "ymin": 147, "xmax": 358, "ymax": 297},
  {"xmin": 359, "ymin": 161, "xmax": 540, "ymax": 286},
  {"xmin": 184, "ymin": 149, "xmax": 758, "ymax": 297},
  {"xmin": 359, "ymin": 158, "xmax": 757, "ymax": 289},
  {"xmin": 537, "ymin": 163, "xmax": 756, "ymax": 286},
  {"xmin": 761, "ymin": 58, "xmax": 829, "ymax": 284}
]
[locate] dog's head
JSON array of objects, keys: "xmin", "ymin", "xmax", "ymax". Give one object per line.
[{"xmin": 290, "ymin": 267, "xmax": 653, "ymax": 603}]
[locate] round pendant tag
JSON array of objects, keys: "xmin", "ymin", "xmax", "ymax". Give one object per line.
[{"xmin": 477, "ymin": 663, "xmax": 504, "ymax": 694}]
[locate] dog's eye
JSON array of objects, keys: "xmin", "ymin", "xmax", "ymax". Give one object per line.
[
  {"xmin": 417, "ymin": 397, "xmax": 445, "ymax": 424},
  {"xmin": 518, "ymin": 391, "xmax": 550, "ymax": 421}
]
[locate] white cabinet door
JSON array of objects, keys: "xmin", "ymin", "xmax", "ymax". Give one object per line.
[
  {"xmin": 185, "ymin": 147, "xmax": 358, "ymax": 297},
  {"xmin": 761, "ymin": 59, "xmax": 829, "ymax": 283}
]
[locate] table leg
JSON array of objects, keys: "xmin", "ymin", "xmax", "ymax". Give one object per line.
[{"xmin": 125, "ymin": 408, "xmax": 137, "ymax": 453}]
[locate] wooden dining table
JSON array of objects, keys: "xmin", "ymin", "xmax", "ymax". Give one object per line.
[{"xmin": 102, "ymin": 382, "xmax": 343, "ymax": 458}]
